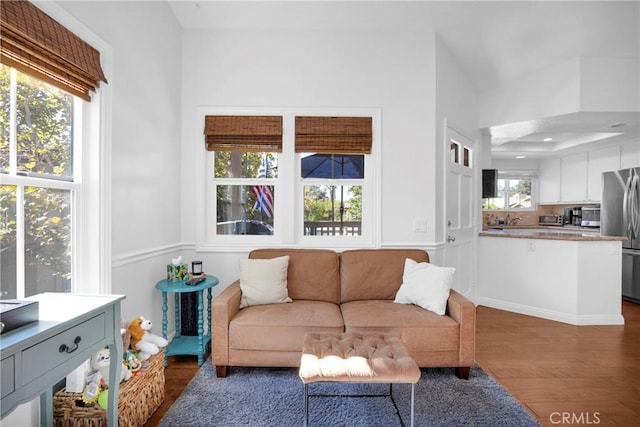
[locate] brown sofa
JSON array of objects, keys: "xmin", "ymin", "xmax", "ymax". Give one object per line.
[{"xmin": 212, "ymin": 248, "xmax": 476, "ymax": 379}]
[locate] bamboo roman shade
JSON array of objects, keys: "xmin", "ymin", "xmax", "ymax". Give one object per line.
[
  {"xmin": 295, "ymin": 116, "xmax": 372, "ymax": 154},
  {"xmin": 0, "ymin": 0, "xmax": 107, "ymax": 101},
  {"xmin": 204, "ymin": 115, "xmax": 283, "ymax": 152}
]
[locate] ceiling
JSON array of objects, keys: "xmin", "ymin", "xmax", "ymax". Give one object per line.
[{"xmin": 167, "ymin": 0, "xmax": 640, "ymax": 159}]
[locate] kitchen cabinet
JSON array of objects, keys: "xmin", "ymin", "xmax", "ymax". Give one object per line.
[
  {"xmin": 538, "ymin": 157, "xmax": 561, "ymax": 203},
  {"xmin": 536, "ymin": 141, "xmax": 637, "ymax": 204},
  {"xmin": 561, "ymin": 152, "xmax": 588, "ymax": 202},
  {"xmin": 587, "ymin": 145, "xmax": 620, "ymax": 201}
]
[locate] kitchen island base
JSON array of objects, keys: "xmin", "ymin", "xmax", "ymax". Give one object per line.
[{"xmin": 478, "ymin": 236, "xmax": 624, "ymax": 326}]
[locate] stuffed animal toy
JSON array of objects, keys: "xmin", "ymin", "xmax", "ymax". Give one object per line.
[
  {"xmin": 89, "ymin": 347, "xmax": 132, "ymax": 387},
  {"xmin": 127, "ymin": 316, "xmax": 168, "ymax": 361}
]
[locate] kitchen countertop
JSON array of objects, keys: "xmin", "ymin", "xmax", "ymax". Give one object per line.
[{"xmin": 479, "ymin": 226, "xmax": 627, "ymax": 241}]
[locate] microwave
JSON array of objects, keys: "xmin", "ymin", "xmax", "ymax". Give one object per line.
[
  {"xmin": 539, "ymin": 215, "xmax": 563, "ymax": 225},
  {"xmin": 581, "ymin": 207, "xmax": 600, "ymax": 227}
]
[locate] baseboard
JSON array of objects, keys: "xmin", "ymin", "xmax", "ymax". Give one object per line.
[{"xmin": 476, "ymin": 297, "xmax": 625, "ymax": 326}]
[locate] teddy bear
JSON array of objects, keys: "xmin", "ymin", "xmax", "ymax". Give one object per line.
[
  {"xmin": 127, "ymin": 316, "xmax": 168, "ymax": 361},
  {"xmin": 89, "ymin": 347, "xmax": 132, "ymax": 387}
]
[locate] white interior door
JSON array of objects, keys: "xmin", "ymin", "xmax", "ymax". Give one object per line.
[{"xmin": 444, "ymin": 126, "xmax": 476, "ymax": 297}]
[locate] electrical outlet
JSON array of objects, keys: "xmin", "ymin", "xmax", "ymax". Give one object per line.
[
  {"xmin": 611, "ymin": 243, "xmax": 621, "ymax": 255},
  {"xmin": 527, "ymin": 240, "xmax": 535, "ymax": 252}
]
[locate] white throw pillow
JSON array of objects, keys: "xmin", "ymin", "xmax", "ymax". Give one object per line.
[
  {"xmin": 394, "ymin": 258, "xmax": 454, "ymax": 315},
  {"xmin": 239, "ymin": 256, "xmax": 292, "ymax": 308}
]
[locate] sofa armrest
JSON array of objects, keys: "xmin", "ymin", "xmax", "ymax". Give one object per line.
[
  {"xmin": 446, "ymin": 289, "xmax": 476, "ymax": 367},
  {"xmin": 212, "ymin": 281, "xmax": 242, "ymax": 367}
]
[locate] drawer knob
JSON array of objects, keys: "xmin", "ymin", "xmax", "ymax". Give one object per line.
[{"xmin": 59, "ymin": 336, "xmax": 82, "ymax": 354}]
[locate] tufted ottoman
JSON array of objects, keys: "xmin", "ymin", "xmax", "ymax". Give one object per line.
[{"xmin": 299, "ymin": 332, "xmax": 421, "ymax": 427}]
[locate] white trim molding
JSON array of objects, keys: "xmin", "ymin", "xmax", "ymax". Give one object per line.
[
  {"xmin": 112, "ymin": 243, "xmax": 191, "ymax": 268},
  {"xmin": 477, "ymin": 297, "xmax": 625, "ymax": 326}
]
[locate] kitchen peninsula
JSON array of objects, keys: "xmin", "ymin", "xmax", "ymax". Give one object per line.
[{"xmin": 478, "ymin": 227, "xmax": 627, "ymax": 325}]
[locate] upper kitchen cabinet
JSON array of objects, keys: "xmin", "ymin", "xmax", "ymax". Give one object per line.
[
  {"xmin": 539, "ymin": 157, "xmax": 561, "ymax": 203},
  {"xmin": 561, "ymin": 152, "xmax": 588, "ymax": 202},
  {"xmin": 537, "ymin": 141, "xmax": 638, "ymax": 204},
  {"xmin": 587, "ymin": 145, "xmax": 621, "ymax": 201}
]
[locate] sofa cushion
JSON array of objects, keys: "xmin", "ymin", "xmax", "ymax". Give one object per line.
[
  {"xmin": 340, "ymin": 249, "xmax": 429, "ymax": 303},
  {"xmin": 394, "ymin": 258, "xmax": 454, "ymax": 315},
  {"xmin": 229, "ymin": 300, "xmax": 344, "ymax": 352},
  {"xmin": 250, "ymin": 249, "xmax": 340, "ymax": 304},
  {"xmin": 239, "ymin": 255, "xmax": 292, "ymax": 308},
  {"xmin": 341, "ymin": 300, "xmax": 459, "ymax": 352}
]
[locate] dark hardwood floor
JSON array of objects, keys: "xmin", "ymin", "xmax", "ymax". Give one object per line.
[{"xmin": 144, "ymin": 300, "xmax": 640, "ymax": 427}]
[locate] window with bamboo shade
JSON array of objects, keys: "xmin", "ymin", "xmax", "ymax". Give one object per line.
[
  {"xmin": 205, "ymin": 115, "xmax": 282, "ymax": 236},
  {"xmin": 0, "ymin": 0, "xmax": 107, "ymax": 101},
  {"xmin": 202, "ymin": 110, "xmax": 378, "ymax": 246},
  {"xmin": 295, "ymin": 116, "xmax": 372, "ymax": 237}
]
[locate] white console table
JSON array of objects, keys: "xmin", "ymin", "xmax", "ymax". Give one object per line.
[{"xmin": 1, "ymin": 293, "xmax": 125, "ymax": 427}]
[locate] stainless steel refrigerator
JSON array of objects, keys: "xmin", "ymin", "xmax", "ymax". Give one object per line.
[{"xmin": 602, "ymin": 167, "xmax": 640, "ymax": 303}]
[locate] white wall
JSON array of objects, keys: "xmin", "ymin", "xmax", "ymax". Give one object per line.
[
  {"xmin": 60, "ymin": 1, "xmax": 183, "ymax": 324},
  {"xmin": 179, "ymin": 28, "xmax": 440, "ymax": 290}
]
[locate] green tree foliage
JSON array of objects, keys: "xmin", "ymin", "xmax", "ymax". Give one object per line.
[
  {"xmin": 304, "ymin": 185, "xmax": 362, "ymax": 222},
  {"xmin": 347, "ymin": 186, "xmax": 362, "ymax": 220},
  {"xmin": 514, "ymin": 179, "xmax": 531, "ymax": 195},
  {"xmin": 304, "ymin": 185, "xmax": 332, "ymax": 221}
]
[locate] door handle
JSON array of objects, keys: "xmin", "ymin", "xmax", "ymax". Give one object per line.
[{"xmin": 447, "ymin": 235, "xmax": 456, "ymax": 242}]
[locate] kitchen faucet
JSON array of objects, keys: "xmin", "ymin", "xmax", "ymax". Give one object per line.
[{"xmin": 506, "ymin": 215, "xmax": 522, "ymax": 226}]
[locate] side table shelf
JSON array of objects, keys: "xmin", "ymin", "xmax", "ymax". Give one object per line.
[{"xmin": 155, "ymin": 276, "xmax": 219, "ymax": 366}]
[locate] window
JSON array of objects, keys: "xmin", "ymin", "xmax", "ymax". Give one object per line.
[
  {"xmin": 483, "ymin": 173, "xmax": 535, "ymax": 210},
  {"xmin": 205, "ymin": 115, "xmax": 282, "ymax": 237},
  {"xmin": 1, "ymin": 0, "xmax": 108, "ymax": 299},
  {"xmin": 202, "ymin": 110, "xmax": 378, "ymax": 249},
  {"xmin": 1, "ymin": 65, "xmax": 77, "ymax": 298},
  {"xmin": 296, "ymin": 116, "xmax": 371, "ymax": 239}
]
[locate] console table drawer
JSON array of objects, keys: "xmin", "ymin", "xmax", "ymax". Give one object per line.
[{"xmin": 22, "ymin": 313, "xmax": 105, "ymax": 385}]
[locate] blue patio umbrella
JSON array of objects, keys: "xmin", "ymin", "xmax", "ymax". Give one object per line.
[{"xmin": 301, "ymin": 154, "xmax": 364, "ymax": 179}]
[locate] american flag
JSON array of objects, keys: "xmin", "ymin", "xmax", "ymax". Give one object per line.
[{"xmin": 253, "ymin": 155, "xmax": 273, "ymax": 217}]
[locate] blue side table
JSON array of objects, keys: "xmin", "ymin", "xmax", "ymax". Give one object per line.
[{"xmin": 155, "ymin": 275, "xmax": 219, "ymax": 366}]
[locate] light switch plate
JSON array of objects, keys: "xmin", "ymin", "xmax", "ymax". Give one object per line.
[{"xmin": 413, "ymin": 219, "xmax": 427, "ymax": 232}]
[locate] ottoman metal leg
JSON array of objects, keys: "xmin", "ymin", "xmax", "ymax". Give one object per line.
[
  {"xmin": 410, "ymin": 383, "xmax": 415, "ymax": 427},
  {"xmin": 303, "ymin": 383, "xmax": 308, "ymax": 427}
]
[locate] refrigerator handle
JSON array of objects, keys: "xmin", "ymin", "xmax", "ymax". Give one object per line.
[
  {"xmin": 625, "ymin": 172, "xmax": 640, "ymax": 241},
  {"xmin": 623, "ymin": 174, "xmax": 631, "ymax": 239},
  {"xmin": 634, "ymin": 174, "xmax": 640, "ymax": 240}
]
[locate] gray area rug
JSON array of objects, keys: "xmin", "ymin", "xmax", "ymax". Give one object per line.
[{"xmin": 159, "ymin": 362, "xmax": 540, "ymax": 426}]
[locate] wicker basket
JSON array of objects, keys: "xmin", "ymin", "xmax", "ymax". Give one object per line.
[{"xmin": 53, "ymin": 350, "xmax": 165, "ymax": 427}]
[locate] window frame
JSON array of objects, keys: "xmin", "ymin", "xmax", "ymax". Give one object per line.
[
  {"xmin": 198, "ymin": 107, "xmax": 380, "ymax": 251},
  {"xmin": 482, "ymin": 170, "xmax": 538, "ymax": 212}
]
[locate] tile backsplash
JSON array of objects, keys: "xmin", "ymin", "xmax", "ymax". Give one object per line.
[{"xmin": 482, "ymin": 203, "xmax": 599, "ymax": 228}]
